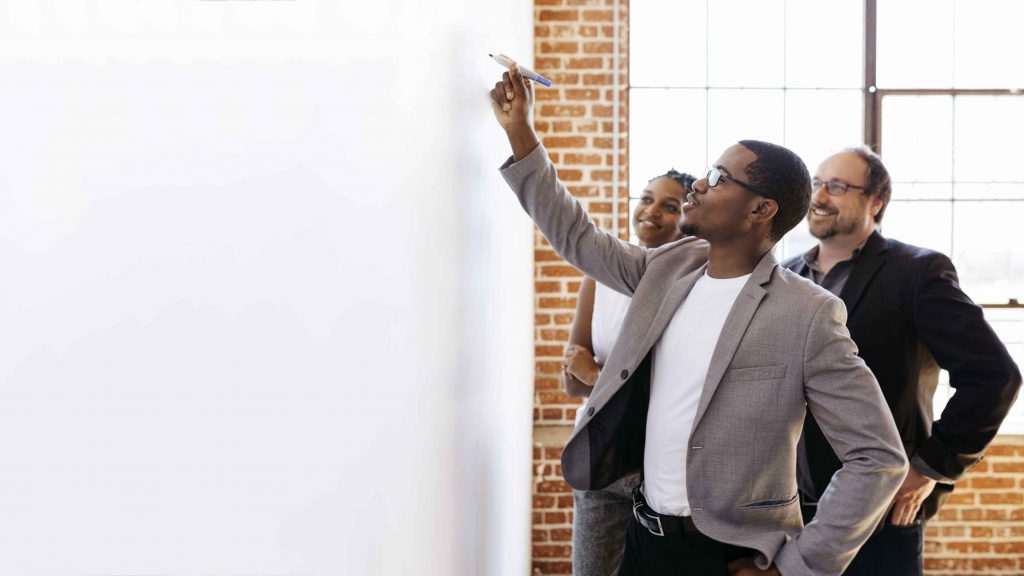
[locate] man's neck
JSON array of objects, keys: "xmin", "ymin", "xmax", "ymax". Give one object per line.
[
  {"xmin": 706, "ymin": 240, "xmax": 772, "ymax": 279},
  {"xmin": 817, "ymin": 226, "xmax": 876, "ymax": 274}
]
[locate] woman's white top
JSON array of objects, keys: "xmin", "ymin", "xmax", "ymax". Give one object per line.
[{"xmin": 591, "ymin": 281, "xmax": 633, "ymax": 372}]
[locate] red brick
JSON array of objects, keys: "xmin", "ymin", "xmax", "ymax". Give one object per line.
[
  {"xmin": 544, "ymin": 511, "xmax": 567, "ymax": 524},
  {"xmin": 536, "ymin": 377, "xmax": 561, "ymax": 390},
  {"xmin": 535, "ymin": 248, "xmax": 564, "ymax": 262},
  {"xmin": 536, "ymin": 56, "xmax": 562, "ymax": 70},
  {"xmin": 994, "ymin": 541, "xmax": 1024, "ymax": 554},
  {"xmin": 970, "ymin": 558, "xmax": 1018, "ymax": 570},
  {"xmin": 534, "ymin": 495, "xmax": 556, "ymax": 509},
  {"xmin": 540, "ymin": 104, "xmax": 588, "ymax": 117},
  {"xmin": 535, "ymin": 89, "xmax": 563, "ymax": 102},
  {"xmin": 537, "ymin": 362, "xmax": 563, "ymax": 376},
  {"xmin": 551, "ymin": 25, "xmax": 576, "ymax": 38},
  {"xmin": 540, "ymin": 297, "xmax": 577, "ymax": 309},
  {"xmin": 539, "ymin": 9, "xmax": 579, "ymax": 22},
  {"xmin": 583, "ymin": 72, "xmax": 614, "ymax": 85},
  {"xmin": 582, "ymin": 9, "xmax": 613, "ymax": 21},
  {"xmin": 557, "ymin": 495, "xmax": 574, "ymax": 507},
  {"xmin": 946, "ymin": 492, "xmax": 975, "ymax": 505},
  {"xmin": 980, "ymin": 492, "xmax": 1024, "ymax": 505},
  {"xmin": 540, "ymin": 265, "xmax": 582, "ymax": 278},
  {"xmin": 992, "ymin": 461, "xmax": 1024, "ymax": 473},
  {"xmin": 538, "ymin": 391, "xmax": 573, "ymax": 404},
  {"xmin": 536, "ymin": 281, "xmax": 561, "ymax": 293},
  {"xmin": 532, "ymin": 529, "xmax": 548, "ymax": 542},
  {"xmin": 542, "ymin": 330, "xmax": 571, "ymax": 342},
  {"xmin": 536, "ymin": 346, "xmax": 565, "ymax": 358},
  {"xmin": 583, "ymin": 41, "xmax": 615, "ymax": 54},
  {"xmin": 945, "ymin": 541, "xmax": 990, "ymax": 553},
  {"xmin": 566, "ymin": 57, "xmax": 606, "ymax": 69},
  {"xmin": 970, "ymin": 476, "xmax": 1015, "ymax": 489},
  {"xmin": 550, "ymin": 72, "xmax": 581, "ymax": 85},
  {"xmin": 551, "ymin": 527, "xmax": 573, "ymax": 541},
  {"xmin": 565, "ymin": 88, "xmax": 602, "ymax": 100},
  {"xmin": 535, "ymin": 25, "xmax": 553, "ymax": 38},
  {"xmin": 540, "ymin": 41, "xmax": 580, "ymax": 54},
  {"xmin": 543, "ymin": 135, "xmax": 588, "ymax": 148},
  {"xmin": 537, "ymin": 480, "xmax": 571, "ymax": 493},
  {"xmin": 564, "ymin": 152, "xmax": 602, "ymax": 164},
  {"xmin": 923, "ymin": 558, "xmax": 969, "ymax": 571},
  {"xmin": 533, "ymin": 560, "xmax": 572, "ymax": 574},
  {"xmin": 541, "ymin": 408, "xmax": 562, "ymax": 421},
  {"xmin": 554, "ymin": 313, "xmax": 575, "ymax": 325},
  {"xmin": 985, "ymin": 444, "xmax": 1018, "ymax": 457},
  {"xmin": 533, "ymin": 544, "xmax": 572, "ymax": 558}
]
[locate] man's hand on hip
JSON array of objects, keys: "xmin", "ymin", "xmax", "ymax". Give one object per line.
[{"xmin": 889, "ymin": 465, "xmax": 936, "ymax": 526}]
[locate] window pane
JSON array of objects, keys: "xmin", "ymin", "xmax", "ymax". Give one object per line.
[
  {"xmin": 629, "ymin": 89, "xmax": 707, "ymax": 197},
  {"xmin": 784, "ymin": 0, "xmax": 863, "ymax": 88},
  {"xmin": 881, "ymin": 96, "xmax": 953, "ymax": 182},
  {"xmin": 876, "ymin": 0, "xmax": 954, "ymax": 88},
  {"xmin": 890, "ymin": 183, "xmax": 953, "ymax": 201},
  {"xmin": 951, "ymin": 201, "xmax": 1024, "ymax": 303},
  {"xmin": 954, "ymin": 96, "xmax": 1024, "ymax": 184},
  {"xmin": 783, "ymin": 89, "xmax": 862, "ymax": 172},
  {"xmin": 954, "ymin": 183, "xmax": 1024, "ymax": 201},
  {"xmin": 631, "ymin": 0, "xmax": 708, "ymax": 87},
  {"xmin": 953, "ymin": 0, "xmax": 1024, "ymax": 88},
  {"xmin": 706, "ymin": 89, "xmax": 784, "ymax": 160},
  {"xmin": 880, "ymin": 200, "xmax": 953, "ymax": 256},
  {"xmin": 778, "ymin": 224, "xmax": 818, "ymax": 263},
  {"xmin": 707, "ymin": 0, "xmax": 785, "ymax": 87}
]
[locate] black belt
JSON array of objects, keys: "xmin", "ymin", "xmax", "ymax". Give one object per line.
[
  {"xmin": 799, "ymin": 491, "xmax": 818, "ymax": 508},
  {"xmin": 631, "ymin": 486, "xmax": 700, "ymax": 536}
]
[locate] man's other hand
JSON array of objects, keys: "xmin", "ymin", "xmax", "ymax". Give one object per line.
[{"xmin": 889, "ymin": 466, "xmax": 936, "ymax": 526}]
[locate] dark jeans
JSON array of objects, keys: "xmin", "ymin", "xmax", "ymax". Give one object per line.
[
  {"xmin": 801, "ymin": 504, "xmax": 924, "ymax": 576},
  {"xmin": 618, "ymin": 516, "xmax": 756, "ymax": 576}
]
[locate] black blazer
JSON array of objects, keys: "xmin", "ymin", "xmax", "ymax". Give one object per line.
[{"xmin": 784, "ymin": 230, "xmax": 1021, "ymax": 519}]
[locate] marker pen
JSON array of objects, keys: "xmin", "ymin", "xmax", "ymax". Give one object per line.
[{"xmin": 489, "ymin": 53, "xmax": 553, "ymax": 87}]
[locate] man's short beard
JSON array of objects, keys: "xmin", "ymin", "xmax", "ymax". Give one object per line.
[
  {"xmin": 810, "ymin": 226, "xmax": 836, "ymax": 240},
  {"xmin": 680, "ymin": 223, "xmax": 699, "ymax": 237}
]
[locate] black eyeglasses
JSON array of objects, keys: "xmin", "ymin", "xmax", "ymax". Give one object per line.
[
  {"xmin": 812, "ymin": 178, "xmax": 866, "ymax": 196},
  {"xmin": 703, "ymin": 167, "xmax": 772, "ymax": 199}
]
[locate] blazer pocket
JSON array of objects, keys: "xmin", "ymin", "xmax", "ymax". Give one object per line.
[
  {"xmin": 740, "ymin": 493, "xmax": 798, "ymax": 510},
  {"xmin": 723, "ymin": 364, "xmax": 787, "ymax": 383}
]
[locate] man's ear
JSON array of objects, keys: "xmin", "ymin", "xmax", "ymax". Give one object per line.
[
  {"xmin": 869, "ymin": 195, "xmax": 883, "ymax": 218},
  {"xmin": 750, "ymin": 198, "xmax": 778, "ymax": 225}
]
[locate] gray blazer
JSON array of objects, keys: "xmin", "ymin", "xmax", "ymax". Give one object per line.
[{"xmin": 501, "ymin": 145, "xmax": 908, "ymax": 576}]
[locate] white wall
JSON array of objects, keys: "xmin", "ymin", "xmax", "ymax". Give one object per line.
[{"xmin": 0, "ymin": 2, "xmax": 534, "ymax": 574}]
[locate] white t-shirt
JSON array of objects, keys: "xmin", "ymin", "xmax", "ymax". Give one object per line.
[
  {"xmin": 591, "ymin": 282, "xmax": 632, "ymax": 366},
  {"xmin": 642, "ymin": 271, "xmax": 751, "ymax": 516},
  {"xmin": 575, "ymin": 282, "xmax": 632, "ymax": 426}
]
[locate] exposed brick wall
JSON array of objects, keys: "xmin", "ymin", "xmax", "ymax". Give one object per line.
[
  {"xmin": 925, "ymin": 436, "xmax": 1024, "ymax": 575},
  {"xmin": 531, "ymin": 0, "xmax": 628, "ymax": 572},
  {"xmin": 528, "ymin": 2, "xmax": 1024, "ymax": 576}
]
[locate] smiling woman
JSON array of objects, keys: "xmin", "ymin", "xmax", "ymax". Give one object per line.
[{"xmin": 562, "ymin": 168, "xmax": 694, "ymax": 576}]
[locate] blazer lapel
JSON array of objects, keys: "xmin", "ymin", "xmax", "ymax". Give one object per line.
[
  {"xmin": 582, "ymin": 263, "xmax": 707, "ymax": 415},
  {"xmin": 640, "ymin": 264, "xmax": 707, "ymax": 353},
  {"xmin": 838, "ymin": 230, "xmax": 889, "ymax": 316},
  {"xmin": 691, "ymin": 252, "xmax": 775, "ymax": 429}
]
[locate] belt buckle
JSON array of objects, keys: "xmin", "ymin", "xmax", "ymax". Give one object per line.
[{"xmin": 633, "ymin": 502, "xmax": 665, "ymax": 537}]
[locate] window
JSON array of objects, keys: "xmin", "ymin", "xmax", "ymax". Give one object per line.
[{"xmin": 630, "ymin": 0, "xmax": 1024, "ymax": 433}]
